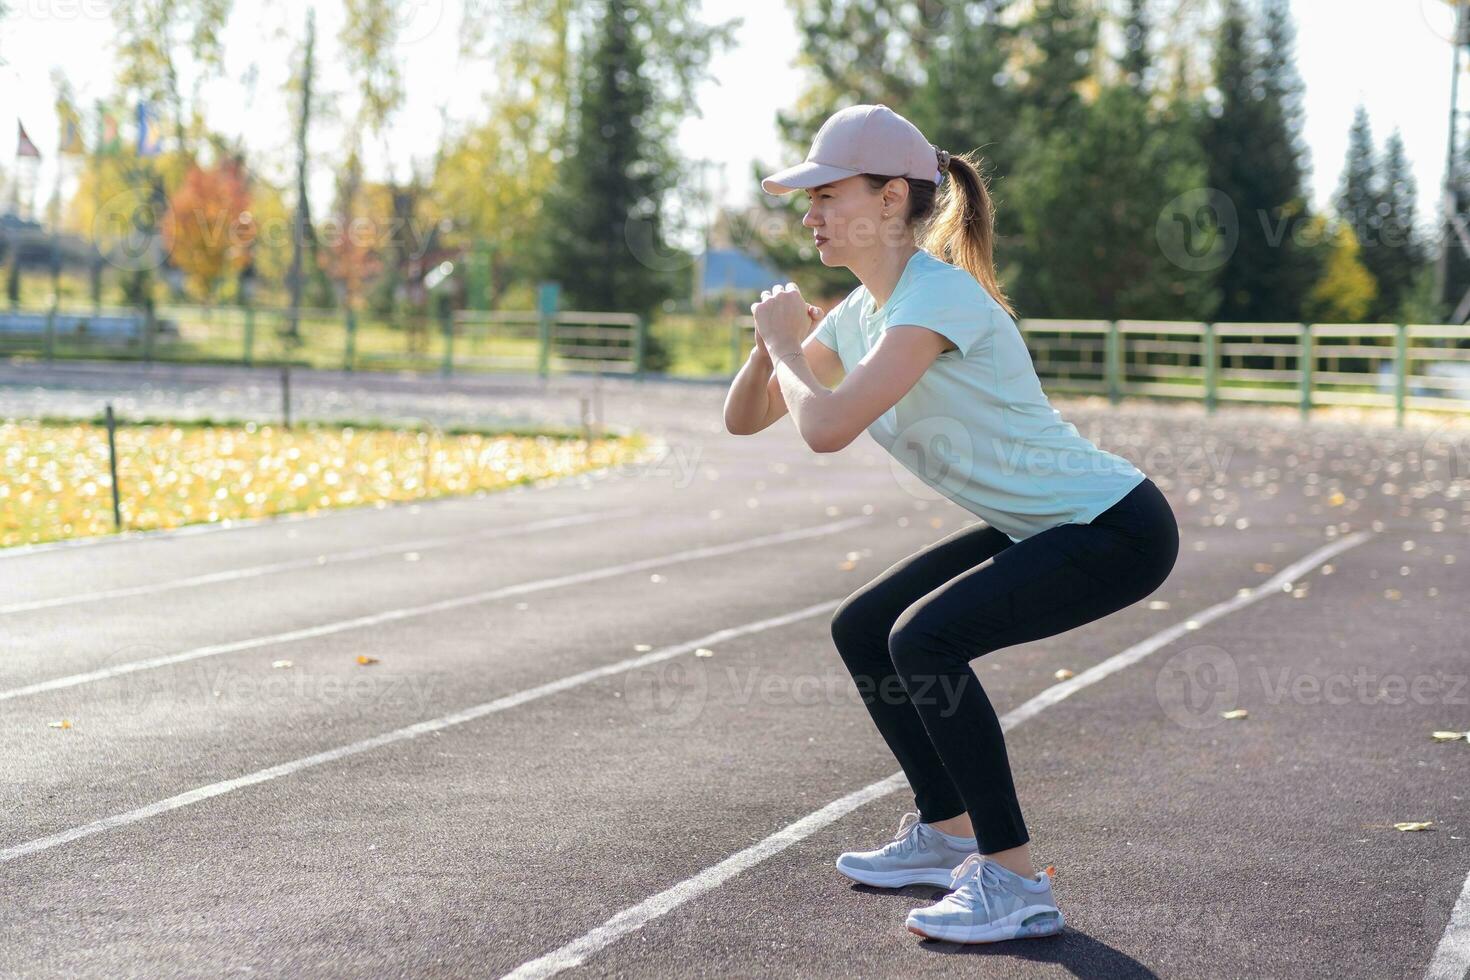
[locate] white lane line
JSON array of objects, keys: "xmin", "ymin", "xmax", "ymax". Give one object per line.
[
  {"xmin": 1424, "ymin": 868, "xmax": 1470, "ymax": 980},
  {"xmin": 500, "ymin": 529, "xmax": 1376, "ymax": 980},
  {"xmin": 0, "ymin": 508, "xmax": 641, "ymax": 616},
  {"xmin": 0, "ymin": 599, "xmax": 842, "ymax": 864},
  {"xmin": 0, "ymin": 516, "xmax": 872, "ymax": 704}
]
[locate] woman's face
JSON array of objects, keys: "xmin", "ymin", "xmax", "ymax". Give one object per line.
[{"xmin": 802, "ymin": 175, "xmax": 907, "ymax": 265}]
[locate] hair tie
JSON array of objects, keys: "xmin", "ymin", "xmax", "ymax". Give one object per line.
[{"xmin": 934, "ymin": 145, "xmax": 951, "ymax": 177}]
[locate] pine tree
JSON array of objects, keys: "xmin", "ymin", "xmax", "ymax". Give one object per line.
[
  {"xmin": 1375, "ymin": 129, "xmax": 1427, "ymax": 320},
  {"xmin": 535, "ymin": 0, "xmax": 685, "ymax": 321},
  {"xmin": 1015, "ymin": 0, "xmax": 1100, "ymax": 131},
  {"xmin": 1120, "ymin": 0, "xmax": 1152, "ymax": 94},
  {"xmin": 1010, "ymin": 2, "xmax": 1212, "ymax": 320},
  {"xmin": 1202, "ymin": 0, "xmax": 1318, "ymax": 322},
  {"xmin": 1335, "ymin": 106, "xmax": 1379, "ymax": 253},
  {"xmin": 1005, "ymin": 0, "xmax": 1102, "ymax": 317}
]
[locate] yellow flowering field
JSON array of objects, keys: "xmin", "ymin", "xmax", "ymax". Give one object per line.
[{"xmin": 0, "ymin": 419, "xmax": 651, "ymax": 549}]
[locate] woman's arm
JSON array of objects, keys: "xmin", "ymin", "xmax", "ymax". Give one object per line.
[
  {"xmin": 723, "ymin": 342, "xmax": 776, "ymax": 435},
  {"xmin": 771, "ymin": 324, "xmax": 949, "ymax": 453}
]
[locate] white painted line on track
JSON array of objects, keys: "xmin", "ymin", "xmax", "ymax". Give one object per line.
[
  {"xmin": 0, "ymin": 508, "xmax": 641, "ymax": 616},
  {"xmin": 499, "ymin": 530, "xmax": 1376, "ymax": 979},
  {"xmin": 1424, "ymin": 869, "xmax": 1470, "ymax": 980},
  {"xmin": 0, "ymin": 516, "xmax": 872, "ymax": 704},
  {"xmin": 0, "ymin": 599, "xmax": 843, "ymax": 864}
]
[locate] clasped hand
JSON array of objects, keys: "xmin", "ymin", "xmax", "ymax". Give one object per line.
[{"xmin": 750, "ymin": 282, "xmax": 822, "ymax": 359}]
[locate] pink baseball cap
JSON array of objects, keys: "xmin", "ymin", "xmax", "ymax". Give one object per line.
[{"xmin": 760, "ymin": 103, "xmax": 947, "ymax": 195}]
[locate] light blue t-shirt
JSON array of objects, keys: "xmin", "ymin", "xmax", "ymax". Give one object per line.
[{"xmin": 810, "ymin": 247, "xmax": 1145, "ymax": 543}]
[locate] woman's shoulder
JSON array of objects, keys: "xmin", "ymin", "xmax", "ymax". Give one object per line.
[{"xmin": 897, "ymin": 250, "xmax": 990, "ymax": 308}]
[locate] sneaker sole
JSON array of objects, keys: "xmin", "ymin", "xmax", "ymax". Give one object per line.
[
  {"xmin": 906, "ymin": 909, "xmax": 1065, "ymax": 944},
  {"xmin": 834, "ymin": 857, "xmax": 959, "ymax": 889}
]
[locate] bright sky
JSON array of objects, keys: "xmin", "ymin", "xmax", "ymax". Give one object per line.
[{"xmin": 0, "ymin": 0, "xmax": 1459, "ymax": 245}]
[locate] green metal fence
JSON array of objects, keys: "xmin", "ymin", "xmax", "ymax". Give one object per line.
[
  {"xmin": 722, "ymin": 315, "xmax": 1470, "ymax": 425},
  {"xmin": 0, "ymin": 303, "xmax": 643, "ymax": 379},
  {"xmin": 5, "ymin": 303, "xmax": 1468, "ymax": 425},
  {"xmin": 1012, "ymin": 318, "xmax": 1470, "ymax": 425}
]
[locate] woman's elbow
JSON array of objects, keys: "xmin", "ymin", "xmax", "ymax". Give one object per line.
[{"xmin": 807, "ymin": 421, "xmax": 853, "ymax": 454}]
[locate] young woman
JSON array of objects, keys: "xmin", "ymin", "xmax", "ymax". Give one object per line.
[{"xmin": 725, "ymin": 103, "xmax": 1180, "ymax": 944}]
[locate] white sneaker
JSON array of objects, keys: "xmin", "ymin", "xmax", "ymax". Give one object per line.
[
  {"xmin": 835, "ymin": 811, "xmax": 978, "ymax": 888},
  {"xmin": 905, "ymin": 853, "xmax": 1065, "ymax": 943}
]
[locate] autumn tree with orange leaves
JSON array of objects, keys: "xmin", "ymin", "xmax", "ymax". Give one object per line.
[{"xmin": 162, "ymin": 157, "xmax": 256, "ymax": 301}]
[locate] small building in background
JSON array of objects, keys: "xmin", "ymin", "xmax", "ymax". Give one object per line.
[{"xmin": 692, "ymin": 205, "xmax": 789, "ymax": 314}]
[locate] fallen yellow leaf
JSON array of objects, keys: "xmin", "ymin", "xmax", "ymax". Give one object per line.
[
  {"xmin": 47, "ymin": 718, "xmax": 72, "ymax": 729},
  {"xmin": 1394, "ymin": 821, "xmax": 1434, "ymax": 832},
  {"xmin": 1431, "ymin": 731, "xmax": 1469, "ymax": 742},
  {"xmin": 1053, "ymin": 668, "xmax": 1075, "ymax": 681},
  {"xmin": 1221, "ymin": 708, "xmax": 1249, "ymax": 719},
  {"xmin": 356, "ymin": 654, "xmax": 380, "ymax": 666},
  {"xmin": 694, "ymin": 648, "xmax": 714, "ymax": 658}
]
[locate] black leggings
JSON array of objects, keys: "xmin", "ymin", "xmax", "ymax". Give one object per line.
[{"xmin": 830, "ymin": 476, "xmax": 1179, "ymax": 854}]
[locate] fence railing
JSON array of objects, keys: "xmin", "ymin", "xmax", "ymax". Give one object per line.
[
  {"xmin": 1013, "ymin": 318, "xmax": 1470, "ymax": 424},
  {"xmin": 0, "ymin": 303, "xmax": 643, "ymax": 379},
  {"xmin": 3, "ymin": 304, "xmax": 1468, "ymax": 425},
  {"xmin": 720, "ymin": 315, "xmax": 1470, "ymax": 424}
]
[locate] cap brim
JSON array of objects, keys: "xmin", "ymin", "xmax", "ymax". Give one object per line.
[{"xmin": 760, "ymin": 161, "xmax": 862, "ymax": 195}]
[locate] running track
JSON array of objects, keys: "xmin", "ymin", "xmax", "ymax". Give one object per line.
[{"xmin": 1, "ymin": 362, "xmax": 1467, "ymax": 978}]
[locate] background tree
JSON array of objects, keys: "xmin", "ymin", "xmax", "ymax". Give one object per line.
[
  {"xmin": 341, "ymin": 0, "xmax": 411, "ymax": 317},
  {"xmin": 109, "ymin": 0, "xmax": 234, "ymax": 312},
  {"xmin": 1302, "ymin": 216, "xmax": 1376, "ymax": 323},
  {"xmin": 1374, "ymin": 130, "xmax": 1428, "ymax": 321},
  {"xmin": 533, "ymin": 0, "xmax": 735, "ymax": 322},
  {"xmin": 432, "ymin": 0, "xmax": 577, "ymax": 310},
  {"xmin": 161, "ymin": 156, "xmax": 254, "ymax": 300},
  {"xmin": 1200, "ymin": 0, "xmax": 1318, "ymax": 322}
]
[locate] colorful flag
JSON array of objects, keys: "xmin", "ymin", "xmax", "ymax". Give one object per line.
[
  {"xmin": 137, "ymin": 100, "xmax": 163, "ymax": 157},
  {"xmin": 17, "ymin": 121, "xmax": 41, "ymax": 159},
  {"xmin": 58, "ymin": 104, "xmax": 85, "ymax": 155},
  {"xmin": 98, "ymin": 104, "xmax": 122, "ymax": 157}
]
